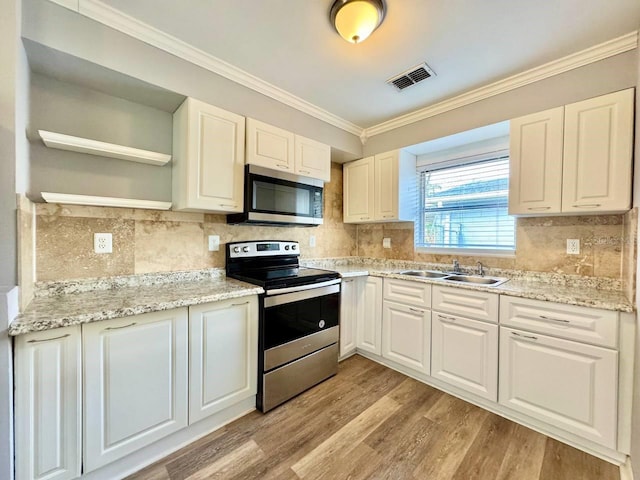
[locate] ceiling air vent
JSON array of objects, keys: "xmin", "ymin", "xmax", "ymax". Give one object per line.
[{"xmin": 387, "ymin": 62, "xmax": 436, "ymax": 91}]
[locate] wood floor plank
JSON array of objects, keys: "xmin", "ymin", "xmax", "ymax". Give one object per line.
[
  {"xmin": 126, "ymin": 356, "xmax": 620, "ymax": 480},
  {"xmin": 450, "ymin": 414, "xmax": 516, "ymax": 480},
  {"xmin": 538, "ymin": 438, "xmax": 620, "ymax": 480},
  {"xmin": 495, "ymin": 424, "xmax": 547, "ymax": 480},
  {"xmin": 183, "ymin": 439, "xmax": 265, "ymax": 480},
  {"xmin": 290, "ymin": 395, "xmax": 401, "ymax": 480}
]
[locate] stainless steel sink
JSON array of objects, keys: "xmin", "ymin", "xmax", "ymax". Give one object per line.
[
  {"xmin": 443, "ymin": 275, "xmax": 509, "ymax": 287},
  {"xmin": 398, "ymin": 270, "xmax": 448, "ymax": 279}
]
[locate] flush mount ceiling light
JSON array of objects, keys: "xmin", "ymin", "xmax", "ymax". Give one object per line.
[{"xmin": 330, "ymin": 0, "xmax": 386, "ymax": 44}]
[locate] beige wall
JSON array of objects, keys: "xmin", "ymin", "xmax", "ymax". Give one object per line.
[
  {"xmin": 30, "ymin": 163, "xmax": 357, "ymax": 282},
  {"xmin": 363, "ymin": 50, "xmax": 638, "ymax": 156}
]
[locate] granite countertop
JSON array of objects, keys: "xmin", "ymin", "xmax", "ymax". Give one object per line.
[
  {"xmin": 306, "ymin": 259, "xmax": 634, "ymax": 313},
  {"xmin": 10, "ymin": 274, "xmax": 263, "ymax": 336}
]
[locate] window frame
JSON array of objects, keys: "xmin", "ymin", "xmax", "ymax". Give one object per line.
[{"xmin": 415, "ymin": 149, "xmax": 516, "ymax": 256}]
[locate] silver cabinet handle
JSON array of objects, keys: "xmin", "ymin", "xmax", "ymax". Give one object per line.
[
  {"xmin": 409, "ymin": 307, "xmax": 424, "ymax": 313},
  {"xmin": 105, "ymin": 322, "xmax": 137, "ymax": 331},
  {"xmin": 539, "ymin": 315, "xmax": 570, "ymax": 324},
  {"xmin": 572, "ymin": 204, "xmax": 601, "ymax": 208},
  {"xmin": 299, "ymin": 169, "xmax": 311, "ymax": 174},
  {"xmin": 512, "ymin": 331, "xmax": 538, "ymax": 340},
  {"xmin": 527, "ymin": 206, "xmax": 551, "ymax": 210},
  {"xmin": 438, "ymin": 314, "xmax": 457, "ymax": 322},
  {"xmin": 219, "ymin": 203, "xmax": 237, "ymax": 208},
  {"xmin": 231, "ymin": 301, "xmax": 250, "ymax": 307},
  {"xmin": 360, "ymin": 217, "xmax": 370, "ymax": 220},
  {"xmin": 27, "ymin": 333, "xmax": 70, "ymax": 343},
  {"xmin": 276, "ymin": 164, "xmax": 289, "ymax": 169},
  {"xmin": 343, "ymin": 279, "xmax": 354, "ymax": 283}
]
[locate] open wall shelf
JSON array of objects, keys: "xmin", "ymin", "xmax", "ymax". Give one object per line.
[
  {"xmin": 38, "ymin": 130, "xmax": 172, "ymax": 166},
  {"xmin": 41, "ymin": 192, "xmax": 172, "ymax": 210}
]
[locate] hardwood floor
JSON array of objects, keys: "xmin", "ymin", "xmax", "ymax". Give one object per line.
[{"xmin": 127, "ymin": 355, "xmax": 620, "ymax": 480}]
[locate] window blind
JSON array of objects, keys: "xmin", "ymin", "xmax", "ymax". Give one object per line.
[{"xmin": 416, "ymin": 156, "xmax": 515, "ymax": 250}]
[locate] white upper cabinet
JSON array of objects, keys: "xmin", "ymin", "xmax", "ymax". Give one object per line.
[
  {"xmin": 562, "ymin": 89, "xmax": 634, "ymax": 213},
  {"xmin": 15, "ymin": 326, "xmax": 82, "ymax": 480},
  {"xmin": 343, "ymin": 156, "xmax": 375, "ymax": 223},
  {"xmin": 246, "ymin": 118, "xmax": 331, "ymax": 181},
  {"xmin": 246, "ymin": 118, "xmax": 295, "ymax": 173},
  {"xmin": 509, "ymin": 107, "xmax": 564, "ymax": 215},
  {"xmin": 509, "ymin": 88, "xmax": 634, "ymax": 215},
  {"xmin": 173, "ymin": 97, "xmax": 245, "ymax": 213},
  {"xmin": 343, "ymin": 149, "xmax": 416, "ymax": 223},
  {"xmin": 295, "ymin": 134, "xmax": 331, "ymax": 181}
]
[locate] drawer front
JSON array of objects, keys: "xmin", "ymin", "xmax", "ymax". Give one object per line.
[
  {"xmin": 499, "ymin": 296, "xmax": 618, "ymax": 348},
  {"xmin": 383, "ymin": 278, "xmax": 431, "ymax": 309},
  {"xmin": 432, "ymin": 286, "xmax": 499, "ymax": 323}
]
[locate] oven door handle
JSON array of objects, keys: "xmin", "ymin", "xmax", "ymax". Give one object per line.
[
  {"xmin": 264, "ymin": 283, "xmax": 341, "ymax": 308},
  {"xmin": 265, "ymin": 278, "xmax": 342, "ymax": 296}
]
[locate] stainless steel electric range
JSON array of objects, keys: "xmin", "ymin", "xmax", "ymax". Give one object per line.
[{"xmin": 226, "ymin": 240, "xmax": 341, "ymax": 412}]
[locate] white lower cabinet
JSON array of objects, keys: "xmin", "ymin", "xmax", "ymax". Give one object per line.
[
  {"xmin": 382, "ymin": 301, "xmax": 431, "ymax": 374},
  {"xmin": 499, "ymin": 326, "xmax": 618, "ymax": 449},
  {"xmin": 356, "ymin": 276, "xmax": 382, "ymax": 355},
  {"xmin": 15, "ymin": 326, "xmax": 82, "ymax": 480},
  {"xmin": 431, "ymin": 312, "xmax": 498, "ymax": 401},
  {"xmin": 188, "ymin": 297, "xmax": 258, "ymax": 424},
  {"xmin": 339, "ymin": 277, "xmax": 361, "ymax": 359},
  {"xmin": 83, "ymin": 309, "xmax": 189, "ymax": 472}
]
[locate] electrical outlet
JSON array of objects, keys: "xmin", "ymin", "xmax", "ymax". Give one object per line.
[
  {"xmin": 94, "ymin": 233, "xmax": 112, "ymax": 254},
  {"xmin": 566, "ymin": 239, "xmax": 580, "ymax": 255},
  {"xmin": 208, "ymin": 235, "xmax": 220, "ymax": 251},
  {"xmin": 383, "ymin": 237, "xmax": 391, "ymax": 249},
  {"xmin": 309, "ymin": 235, "xmax": 316, "ymax": 248}
]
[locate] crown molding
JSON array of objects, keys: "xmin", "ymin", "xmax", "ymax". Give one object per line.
[
  {"xmin": 77, "ymin": 0, "xmax": 364, "ymax": 137},
  {"xmin": 363, "ymin": 30, "xmax": 638, "ymax": 138},
  {"xmin": 68, "ymin": 1, "xmax": 637, "ymax": 144}
]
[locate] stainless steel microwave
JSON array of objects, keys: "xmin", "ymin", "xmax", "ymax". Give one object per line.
[{"xmin": 227, "ymin": 165, "xmax": 323, "ymax": 226}]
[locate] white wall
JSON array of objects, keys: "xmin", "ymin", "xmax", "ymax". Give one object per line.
[{"xmin": 363, "ymin": 50, "xmax": 638, "ymax": 156}]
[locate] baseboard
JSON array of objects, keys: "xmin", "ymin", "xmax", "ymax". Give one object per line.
[{"xmin": 621, "ymin": 457, "xmax": 634, "ymax": 480}]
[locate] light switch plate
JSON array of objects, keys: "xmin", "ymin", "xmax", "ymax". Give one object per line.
[
  {"xmin": 208, "ymin": 235, "xmax": 220, "ymax": 251},
  {"xmin": 309, "ymin": 235, "xmax": 316, "ymax": 248},
  {"xmin": 566, "ymin": 239, "xmax": 580, "ymax": 255},
  {"xmin": 94, "ymin": 233, "xmax": 112, "ymax": 254},
  {"xmin": 383, "ymin": 238, "xmax": 391, "ymax": 249}
]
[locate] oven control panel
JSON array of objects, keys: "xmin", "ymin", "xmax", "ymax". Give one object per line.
[{"xmin": 228, "ymin": 241, "xmax": 299, "ymax": 258}]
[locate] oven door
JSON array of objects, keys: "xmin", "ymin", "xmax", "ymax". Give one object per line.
[{"xmin": 263, "ymin": 281, "xmax": 340, "ymax": 371}]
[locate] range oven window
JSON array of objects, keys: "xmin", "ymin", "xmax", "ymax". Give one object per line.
[
  {"xmin": 264, "ymin": 289, "xmax": 340, "ymax": 350},
  {"xmin": 250, "ymin": 174, "xmax": 322, "ymax": 218}
]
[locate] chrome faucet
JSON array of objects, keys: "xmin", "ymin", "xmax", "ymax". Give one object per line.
[
  {"xmin": 452, "ymin": 259, "xmax": 461, "ymax": 274},
  {"xmin": 476, "ymin": 261, "xmax": 485, "ymax": 276}
]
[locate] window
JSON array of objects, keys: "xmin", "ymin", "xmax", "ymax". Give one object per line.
[{"xmin": 415, "ymin": 155, "xmax": 515, "ymax": 252}]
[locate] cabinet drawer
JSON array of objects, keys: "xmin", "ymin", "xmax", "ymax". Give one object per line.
[
  {"xmin": 499, "ymin": 296, "xmax": 618, "ymax": 348},
  {"xmin": 432, "ymin": 286, "xmax": 498, "ymax": 323},
  {"xmin": 383, "ymin": 278, "xmax": 431, "ymax": 308}
]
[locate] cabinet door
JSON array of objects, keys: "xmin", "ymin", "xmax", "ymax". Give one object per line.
[
  {"xmin": 246, "ymin": 118, "xmax": 295, "ymax": 172},
  {"xmin": 189, "ymin": 297, "xmax": 258, "ymax": 424},
  {"xmin": 562, "ymin": 89, "xmax": 634, "ymax": 213},
  {"xmin": 295, "ymin": 134, "xmax": 331, "ymax": 182},
  {"xmin": 431, "ymin": 313, "xmax": 498, "ymax": 401},
  {"xmin": 499, "ymin": 327, "xmax": 618, "ymax": 448},
  {"xmin": 83, "ymin": 309, "xmax": 188, "ymax": 472},
  {"xmin": 173, "ymin": 97, "xmax": 245, "ymax": 212},
  {"xmin": 382, "ymin": 301, "xmax": 431, "ymax": 374},
  {"xmin": 357, "ymin": 276, "xmax": 382, "ymax": 355},
  {"xmin": 15, "ymin": 326, "xmax": 81, "ymax": 480},
  {"xmin": 508, "ymin": 107, "xmax": 564, "ymax": 215},
  {"xmin": 374, "ymin": 150, "xmax": 399, "ymax": 221},
  {"xmin": 343, "ymin": 157, "xmax": 375, "ymax": 223},
  {"xmin": 340, "ymin": 278, "xmax": 361, "ymax": 359}
]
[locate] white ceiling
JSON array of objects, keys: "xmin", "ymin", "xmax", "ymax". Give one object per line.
[{"xmin": 97, "ymin": 0, "xmax": 639, "ymax": 129}]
